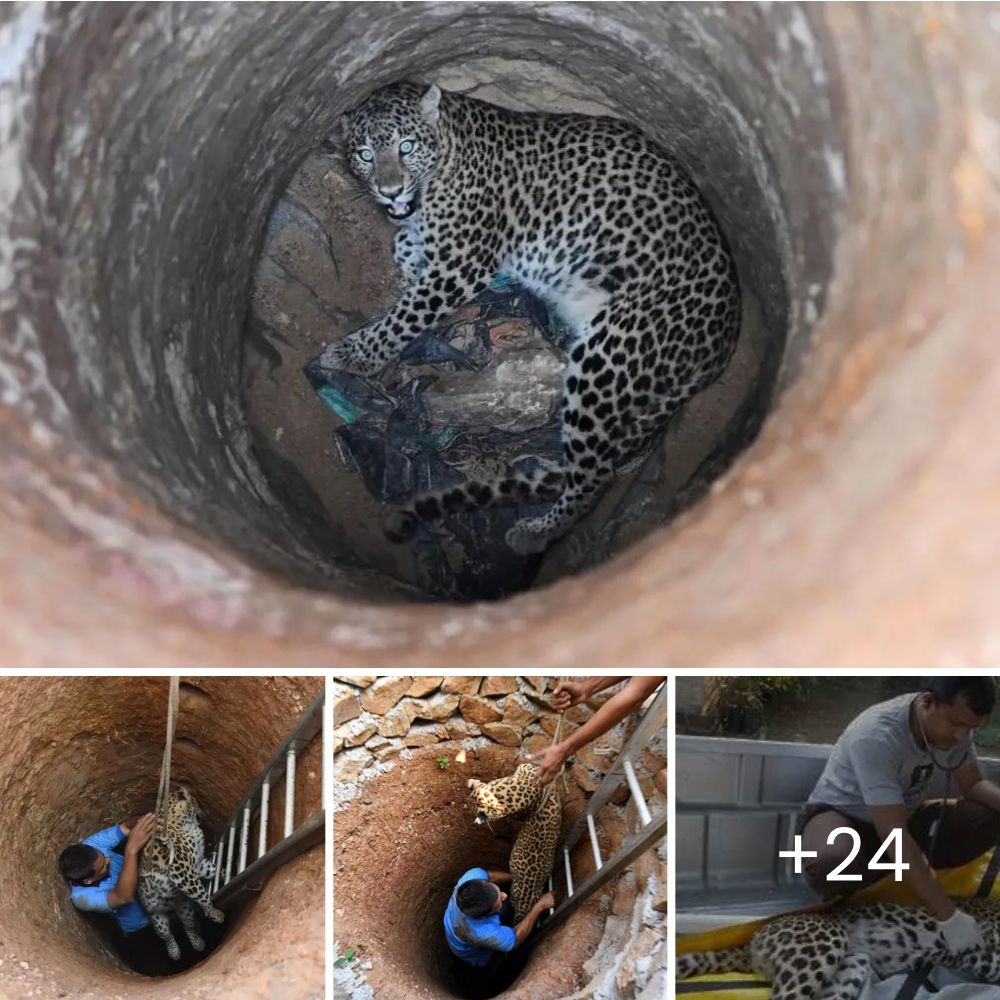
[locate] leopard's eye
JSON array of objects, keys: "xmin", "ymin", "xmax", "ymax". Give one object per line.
[
  {"xmin": 358, "ymin": 148, "xmax": 375, "ymax": 163},
  {"xmin": 399, "ymin": 139, "xmax": 414, "ymax": 155}
]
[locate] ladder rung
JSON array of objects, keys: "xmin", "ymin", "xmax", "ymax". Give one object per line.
[
  {"xmin": 547, "ymin": 875, "xmax": 554, "ymax": 916},
  {"xmin": 284, "ymin": 749, "xmax": 297, "ymax": 838},
  {"xmin": 622, "ymin": 759, "xmax": 652, "ymax": 827},
  {"xmin": 563, "ymin": 846, "xmax": 574, "ymax": 897},
  {"xmin": 212, "ymin": 840, "xmax": 224, "ymax": 893},
  {"xmin": 238, "ymin": 805, "xmax": 251, "ymax": 874},
  {"xmin": 258, "ymin": 779, "xmax": 271, "ymax": 858},
  {"xmin": 224, "ymin": 824, "xmax": 236, "ymax": 885},
  {"xmin": 586, "ymin": 814, "xmax": 603, "ymax": 869}
]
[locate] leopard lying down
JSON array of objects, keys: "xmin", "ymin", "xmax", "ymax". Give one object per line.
[
  {"xmin": 467, "ymin": 762, "xmax": 560, "ymax": 923},
  {"xmin": 677, "ymin": 899, "xmax": 1000, "ymax": 1000}
]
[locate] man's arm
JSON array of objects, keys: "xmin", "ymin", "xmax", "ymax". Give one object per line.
[
  {"xmin": 512, "ymin": 891, "xmax": 555, "ymax": 947},
  {"xmin": 530, "ymin": 677, "xmax": 665, "ymax": 784},
  {"xmin": 85, "ymin": 824, "xmax": 128, "ymax": 855},
  {"xmin": 485, "ymin": 869, "xmax": 512, "ymax": 886},
  {"xmin": 869, "ymin": 804, "xmax": 955, "ymax": 920},
  {"xmin": 106, "ymin": 813, "xmax": 156, "ymax": 908},
  {"xmin": 954, "ymin": 761, "xmax": 1000, "ymax": 812},
  {"xmin": 557, "ymin": 678, "xmax": 624, "ymax": 707}
]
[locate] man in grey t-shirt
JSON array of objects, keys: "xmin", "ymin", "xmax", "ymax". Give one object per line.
[{"xmin": 800, "ymin": 677, "xmax": 1000, "ymax": 954}]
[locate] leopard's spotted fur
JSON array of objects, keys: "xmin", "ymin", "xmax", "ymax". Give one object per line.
[
  {"xmin": 467, "ymin": 762, "xmax": 561, "ymax": 922},
  {"xmin": 327, "ymin": 82, "xmax": 741, "ymax": 555},
  {"xmin": 137, "ymin": 786, "xmax": 224, "ymax": 960},
  {"xmin": 677, "ymin": 899, "xmax": 1000, "ymax": 999}
]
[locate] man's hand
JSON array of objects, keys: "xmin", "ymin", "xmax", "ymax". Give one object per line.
[
  {"xmin": 536, "ymin": 891, "xmax": 555, "ymax": 911},
  {"xmin": 528, "ymin": 744, "xmax": 571, "ymax": 785},
  {"xmin": 937, "ymin": 908, "xmax": 985, "ymax": 952},
  {"xmin": 125, "ymin": 813, "xmax": 156, "ymax": 855},
  {"xmin": 553, "ymin": 681, "xmax": 589, "ymax": 712}
]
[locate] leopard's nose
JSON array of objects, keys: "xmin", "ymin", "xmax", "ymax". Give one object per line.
[{"xmin": 378, "ymin": 183, "xmax": 403, "ymax": 199}]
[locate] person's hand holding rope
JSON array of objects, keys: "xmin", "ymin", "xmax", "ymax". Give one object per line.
[
  {"xmin": 124, "ymin": 813, "xmax": 156, "ymax": 856},
  {"xmin": 529, "ymin": 681, "xmax": 586, "ymax": 783},
  {"xmin": 528, "ymin": 677, "xmax": 666, "ymax": 785}
]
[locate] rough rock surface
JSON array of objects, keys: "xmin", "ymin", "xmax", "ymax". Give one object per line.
[{"xmin": 3, "ymin": 5, "xmax": 997, "ymax": 673}]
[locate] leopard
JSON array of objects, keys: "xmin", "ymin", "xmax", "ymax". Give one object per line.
[
  {"xmin": 324, "ymin": 81, "xmax": 741, "ymax": 555},
  {"xmin": 676, "ymin": 898, "xmax": 1000, "ymax": 999},
  {"xmin": 137, "ymin": 785, "xmax": 225, "ymax": 960},
  {"xmin": 467, "ymin": 762, "xmax": 561, "ymax": 922}
]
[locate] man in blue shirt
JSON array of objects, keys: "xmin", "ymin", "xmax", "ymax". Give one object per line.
[
  {"xmin": 59, "ymin": 813, "xmax": 157, "ymax": 965},
  {"xmin": 443, "ymin": 867, "xmax": 554, "ymax": 969}
]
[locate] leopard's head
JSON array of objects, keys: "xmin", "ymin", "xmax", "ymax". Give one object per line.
[
  {"xmin": 166, "ymin": 784, "xmax": 202, "ymax": 825},
  {"xmin": 338, "ymin": 82, "xmax": 445, "ymax": 221},
  {"xmin": 467, "ymin": 763, "xmax": 542, "ymax": 824}
]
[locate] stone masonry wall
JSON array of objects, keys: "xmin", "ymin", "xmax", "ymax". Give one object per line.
[{"xmin": 332, "ymin": 675, "xmax": 664, "ymax": 794}]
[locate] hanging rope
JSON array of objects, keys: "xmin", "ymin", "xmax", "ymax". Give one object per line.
[
  {"xmin": 153, "ymin": 676, "xmax": 180, "ymax": 842},
  {"xmin": 522, "ymin": 676, "xmax": 572, "ymax": 795}
]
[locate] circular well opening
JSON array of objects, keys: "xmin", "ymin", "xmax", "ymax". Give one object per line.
[{"xmin": 12, "ymin": 5, "xmax": 990, "ymax": 666}]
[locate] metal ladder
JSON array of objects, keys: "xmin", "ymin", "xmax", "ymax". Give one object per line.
[
  {"xmin": 534, "ymin": 681, "xmax": 669, "ymax": 940},
  {"xmin": 211, "ymin": 690, "xmax": 325, "ymax": 909}
]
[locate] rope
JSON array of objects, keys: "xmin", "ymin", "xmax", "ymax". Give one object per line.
[
  {"xmin": 154, "ymin": 676, "xmax": 180, "ymax": 842},
  {"xmin": 552, "ymin": 676, "xmax": 570, "ymax": 795}
]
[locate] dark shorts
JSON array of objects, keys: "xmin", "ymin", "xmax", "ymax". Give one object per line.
[
  {"xmin": 115, "ymin": 921, "xmax": 161, "ymax": 976},
  {"xmin": 796, "ymin": 798, "xmax": 1000, "ymax": 898}
]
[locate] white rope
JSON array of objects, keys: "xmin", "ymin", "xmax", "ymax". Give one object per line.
[
  {"xmin": 154, "ymin": 676, "xmax": 180, "ymax": 842},
  {"xmin": 553, "ymin": 676, "xmax": 571, "ymax": 795}
]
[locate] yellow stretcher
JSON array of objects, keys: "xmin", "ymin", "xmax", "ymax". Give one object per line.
[{"xmin": 676, "ymin": 847, "xmax": 1000, "ymax": 998}]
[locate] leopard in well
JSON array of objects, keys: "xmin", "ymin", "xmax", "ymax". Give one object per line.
[
  {"xmin": 677, "ymin": 899, "xmax": 1000, "ymax": 999},
  {"xmin": 137, "ymin": 785, "xmax": 225, "ymax": 960},
  {"xmin": 326, "ymin": 82, "xmax": 741, "ymax": 554},
  {"xmin": 467, "ymin": 762, "xmax": 561, "ymax": 922}
]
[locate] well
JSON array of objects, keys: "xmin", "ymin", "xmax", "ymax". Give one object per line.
[
  {"xmin": 333, "ymin": 676, "xmax": 668, "ymax": 1000},
  {"xmin": 0, "ymin": 675, "xmax": 324, "ymax": 999},
  {"xmin": 2, "ymin": 4, "xmax": 999, "ymax": 665}
]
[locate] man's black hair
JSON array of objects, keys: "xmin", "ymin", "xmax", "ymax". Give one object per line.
[
  {"xmin": 59, "ymin": 844, "xmax": 101, "ymax": 885},
  {"xmin": 456, "ymin": 879, "xmax": 499, "ymax": 919},
  {"xmin": 923, "ymin": 676, "xmax": 997, "ymax": 717}
]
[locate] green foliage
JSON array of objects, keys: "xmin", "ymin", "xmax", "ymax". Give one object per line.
[
  {"xmin": 334, "ymin": 945, "xmax": 364, "ymax": 968},
  {"xmin": 436, "ymin": 754, "xmax": 450, "ymax": 769},
  {"xmin": 702, "ymin": 676, "xmax": 813, "ymax": 735}
]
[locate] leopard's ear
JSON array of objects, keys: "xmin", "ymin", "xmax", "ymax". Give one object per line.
[
  {"xmin": 419, "ymin": 84, "xmax": 442, "ymax": 127},
  {"xmin": 466, "ymin": 778, "xmax": 480, "ymax": 790}
]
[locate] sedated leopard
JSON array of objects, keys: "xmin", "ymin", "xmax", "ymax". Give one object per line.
[
  {"xmin": 676, "ymin": 899, "xmax": 1000, "ymax": 999},
  {"xmin": 467, "ymin": 762, "xmax": 561, "ymax": 923},
  {"xmin": 137, "ymin": 785, "xmax": 225, "ymax": 960},
  {"xmin": 324, "ymin": 82, "xmax": 741, "ymax": 555}
]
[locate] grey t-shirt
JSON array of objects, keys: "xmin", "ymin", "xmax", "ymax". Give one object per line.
[{"xmin": 807, "ymin": 692, "xmax": 976, "ymax": 823}]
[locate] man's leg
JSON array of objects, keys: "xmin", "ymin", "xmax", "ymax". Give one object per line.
[
  {"xmin": 800, "ymin": 807, "xmax": 884, "ymax": 898},
  {"xmin": 909, "ymin": 799, "xmax": 1000, "ymax": 868},
  {"xmin": 117, "ymin": 923, "xmax": 166, "ymax": 976}
]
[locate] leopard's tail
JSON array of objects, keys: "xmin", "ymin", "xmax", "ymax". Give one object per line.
[
  {"xmin": 676, "ymin": 945, "xmax": 753, "ymax": 980},
  {"xmin": 384, "ymin": 466, "xmax": 565, "ymax": 542}
]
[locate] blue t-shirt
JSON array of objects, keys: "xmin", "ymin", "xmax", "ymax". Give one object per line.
[
  {"xmin": 443, "ymin": 868, "xmax": 516, "ymax": 966},
  {"xmin": 69, "ymin": 825, "xmax": 149, "ymax": 933}
]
